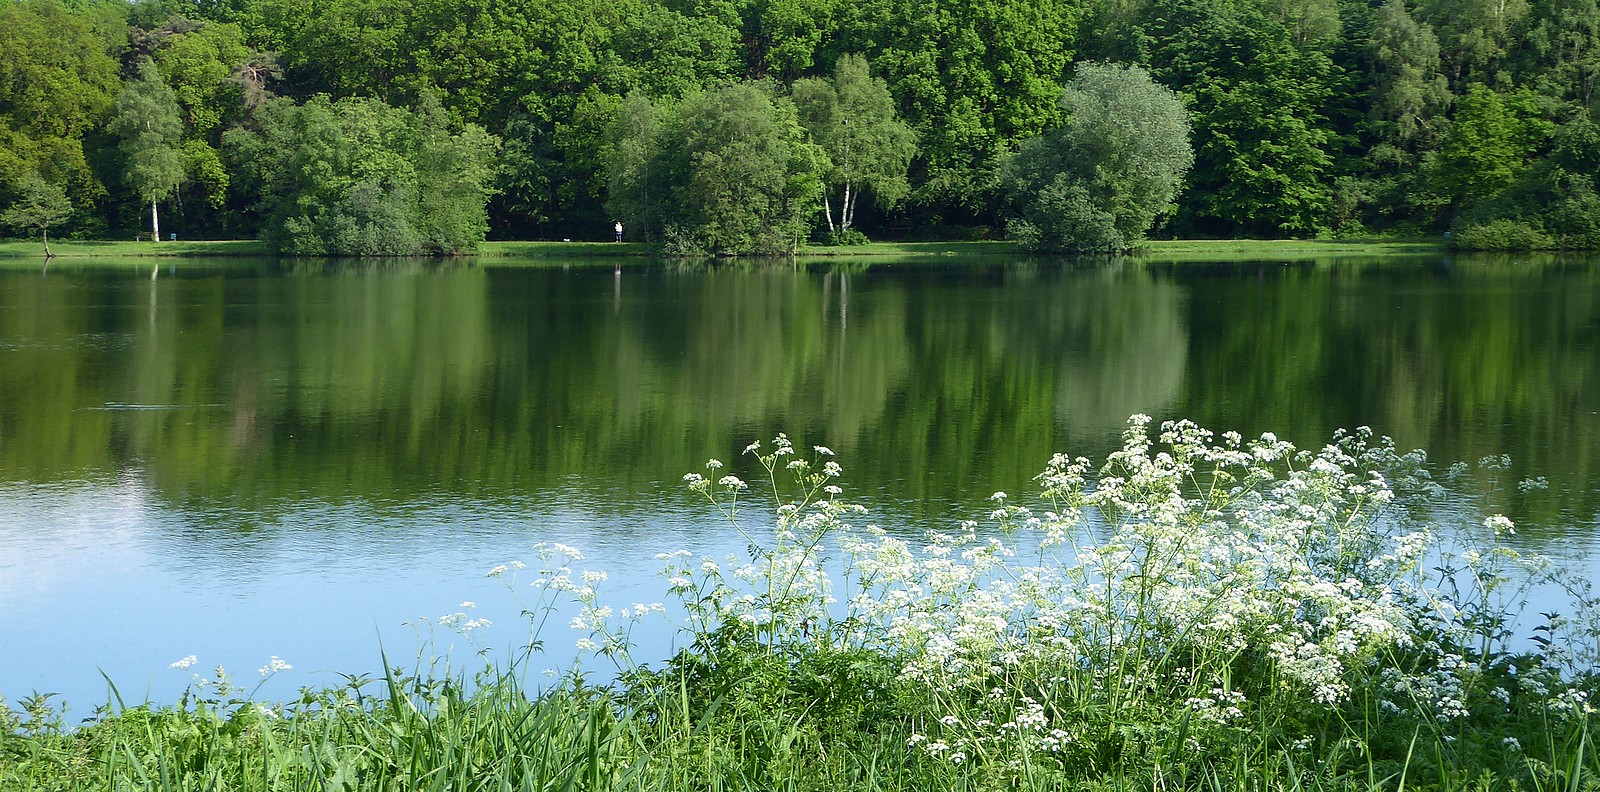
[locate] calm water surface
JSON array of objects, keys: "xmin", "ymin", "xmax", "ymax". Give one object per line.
[{"xmin": 1, "ymin": 254, "xmax": 1597, "ymax": 711}]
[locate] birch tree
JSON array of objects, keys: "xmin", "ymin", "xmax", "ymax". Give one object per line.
[
  {"xmin": 792, "ymin": 54, "xmax": 915, "ymax": 238},
  {"xmin": 112, "ymin": 60, "xmax": 186, "ymax": 241}
]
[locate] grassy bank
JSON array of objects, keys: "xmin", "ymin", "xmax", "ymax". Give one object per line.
[
  {"xmin": 478, "ymin": 240, "xmax": 654, "ymax": 258},
  {"xmin": 0, "ymin": 239, "xmax": 270, "ymax": 259},
  {"xmin": 1, "ymin": 237, "xmax": 1452, "ymax": 263},
  {"xmin": 1139, "ymin": 237, "xmax": 1445, "ymax": 260},
  {"xmin": 476, "ymin": 239, "xmax": 1027, "ymax": 259},
  {"xmin": 4, "ymin": 420, "xmax": 1595, "ymax": 791}
]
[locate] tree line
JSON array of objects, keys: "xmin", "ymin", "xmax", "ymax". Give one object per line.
[{"xmin": 1, "ymin": 0, "xmax": 1598, "ymax": 253}]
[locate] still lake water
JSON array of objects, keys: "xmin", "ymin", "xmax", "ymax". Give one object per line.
[{"xmin": 2, "ymin": 254, "xmax": 1597, "ymax": 712}]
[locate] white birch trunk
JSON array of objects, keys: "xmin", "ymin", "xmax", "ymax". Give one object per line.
[{"xmin": 151, "ymin": 200, "xmax": 161, "ymax": 242}]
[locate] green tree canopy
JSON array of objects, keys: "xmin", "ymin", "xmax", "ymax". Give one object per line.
[
  {"xmin": 608, "ymin": 82, "xmax": 823, "ymax": 255},
  {"xmin": 0, "ymin": 0, "xmax": 123, "ymax": 225},
  {"xmin": 1370, "ymin": 0, "xmax": 1451, "ymax": 148},
  {"xmin": 225, "ymin": 93, "xmax": 499, "ymax": 256},
  {"xmin": 111, "ymin": 58, "xmax": 187, "ymax": 239},
  {"xmin": 1428, "ymin": 84, "xmax": 1550, "ymax": 206},
  {"xmin": 1002, "ymin": 62, "xmax": 1193, "ymax": 252},
  {"xmin": 792, "ymin": 54, "xmax": 917, "ymax": 239},
  {"xmin": 0, "ymin": 171, "xmax": 72, "ymax": 255}
]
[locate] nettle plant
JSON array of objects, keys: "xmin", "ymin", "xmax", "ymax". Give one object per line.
[{"xmin": 535, "ymin": 418, "xmax": 1598, "ymax": 773}]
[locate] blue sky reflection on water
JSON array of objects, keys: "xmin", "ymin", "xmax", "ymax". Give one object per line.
[{"xmin": 0, "ymin": 477, "xmax": 734, "ymax": 712}]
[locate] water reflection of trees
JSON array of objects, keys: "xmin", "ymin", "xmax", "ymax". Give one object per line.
[
  {"xmin": 1162, "ymin": 258, "xmax": 1600, "ymax": 535},
  {"xmin": 0, "ymin": 257, "xmax": 1594, "ymax": 536}
]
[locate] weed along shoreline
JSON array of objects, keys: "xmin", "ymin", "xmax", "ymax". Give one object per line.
[
  {"xmin": 3, "ymin": 420, "xmax": 1596, "ymax": 790},
  {"xmin": 0, "ymin": 238, "xmax": 1450, "ymax": 263}
]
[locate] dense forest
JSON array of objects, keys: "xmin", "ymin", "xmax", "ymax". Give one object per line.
[{"xmin": 1, "ymin": 0, "xmax": 1598, "ymax": 250}]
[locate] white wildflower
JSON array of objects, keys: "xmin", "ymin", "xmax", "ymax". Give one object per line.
[
  {"xmin": 1484, "ymin": 514, "xmax": 1516, "ymax": 536},
  {"xmin": 258, "ymin": 656, "xmax": 292, "ymax": 676}
]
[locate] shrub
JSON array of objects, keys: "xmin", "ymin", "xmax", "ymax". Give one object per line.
[
  {"xmin": 1450, "ymin": 218, "xmax": 1557, "ymax": 250},
  {"xmin": 820, "ymin": 227, "xmax": 870, "ymax": 246}
]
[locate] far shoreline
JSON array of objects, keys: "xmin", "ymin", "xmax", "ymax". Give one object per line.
[{"xmin": 0, "ymin": 237, "xmax": 1452, "ymax": 262}]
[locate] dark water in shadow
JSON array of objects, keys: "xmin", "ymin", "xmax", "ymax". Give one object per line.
[{"xmin": 1, "ymin": 254, "xmax": 1595, "ymax": 710}]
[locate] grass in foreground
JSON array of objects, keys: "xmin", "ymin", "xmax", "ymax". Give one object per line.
[{"xmin": 3, "ymin": 419, "xmax": 1597, "ymax": 790}]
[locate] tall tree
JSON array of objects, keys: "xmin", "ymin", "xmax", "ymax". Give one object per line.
[
  {"xmin": 413, "ymin": 93, "xmax": 501, "ymax": 254},
  {"xmin": 0, "ymin": 171, "xmax": 72, "ymax": 257},
  {"xmin": 605, "ymin": 91, "xmax": 665, "ymax": 243},
  {"xmin": 1002, "ymin": 62, "xmax": 1193, "ymax": 252},
  {"xmin": 852, "ymin": 0, "xmax": 1080, "ymax": 222},
  {"xmin": 224, "ymin": 93, "xmax": 500, "ymax": 255},
  {"xmin": 111, "ymin": 59, "xmax": 186, "ymax": 240},
  {"xmin": 792, "ymin": 54, "xmax": 916, "ymax": 238},
  {"xmin": 1428, "ymin": 84, "xmax": 1547, "ymax": 206},
  {"xmin": 608, "ymin": 82, "xmax": 823, "ymax": 255},
  {"xmin": 1522, "ymin": 0, "xmax": 1600, "ymax": 109},
  {"xmin": 1370, "ymin": 0, "xmax": 1451, "ymax": 148},
  {"xmin": 0, "ymin": 0, "xmax": 123, "ymax": 225},
  {"xmin": 1416, "ymin": 0, "xmax": 1530, "ymax": 83},
  {"xmin": 1141, "ymin": 0, "xmax": 1339, "ymax": 236}
]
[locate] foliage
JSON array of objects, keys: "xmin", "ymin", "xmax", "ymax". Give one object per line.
[
  {"xmin": 110, "ymin": 58, "xmax": 187, "ymax": 238},
  {"xmin": 1444, "ymin": 111, "xmax": 1600, "ymax": 248},
  {"xmin": 1136, "ymin": 0, "xmax": 1339, "ymax": 237},
  {"xmin": 859, "ymin": 0, "xmax": 1080, "ymax": 222},
  {"xmin": 0, "ymin": 172, "xmax": 72, "ymax": 250},
  {"xmin": 226, "ymin": 94, "xmax": 498, "ymax": 256},
  {"xmin": 412, "ymin": 94, "xmax": 502, "ymax": 254},
  {"xmin": 1450, "ymin": 217, "xmax": 1558, "ymax": 249},
  {"xmin": 1003, "ymin": 62, "xmax": 1193, "ymax": 253},
  {"xmin": 0, "ymin": 0, "xmax": 122, "ymax": 229},
  {"xmin": 1427, "ymin": 84, "xmax": 1551, "ymax": 207},
  {"xmin": 821, "ymin": 227, "xmax": 872, "ymax": 246},
  {"xmin": 13, "ymin": 0, "xmax": 1600, "ymax": 246},
  {"xmin": 1369, "ymin": 0, "xmax": 1452, "ymax": 149},
  {"xmin": 793, "ymin": 54, "xmax": 917, "ymax": 237},
  {"xmin": 608, "ymin": 82, "xmax": 823, "ymax": 256}
]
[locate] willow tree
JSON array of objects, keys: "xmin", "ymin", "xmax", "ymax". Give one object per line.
[
  {"xmin": 792, "ymin": 54, "xmax": 916, "ymax": 239},
  {"xmin": 1003, "ymin": 63, "xmax": 1193, "ymax": 252},
  {"xmin": 112, "ymin": 60, "xmax": 186, "ymax": 241}
]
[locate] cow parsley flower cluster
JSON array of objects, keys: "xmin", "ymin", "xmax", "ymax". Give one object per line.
[{"xmin": 501, "ymin": 418, "xmax": 1598, "ymax": 776}]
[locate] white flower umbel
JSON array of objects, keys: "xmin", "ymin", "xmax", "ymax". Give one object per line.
[{"xmin": 499, "ymin": 420, "xmax": 1591, "ymax": 773}]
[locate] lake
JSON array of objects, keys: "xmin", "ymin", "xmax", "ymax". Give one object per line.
[{"xmin": 1, "ymin": 253, "xmax": 1596, "ymax": 713}]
